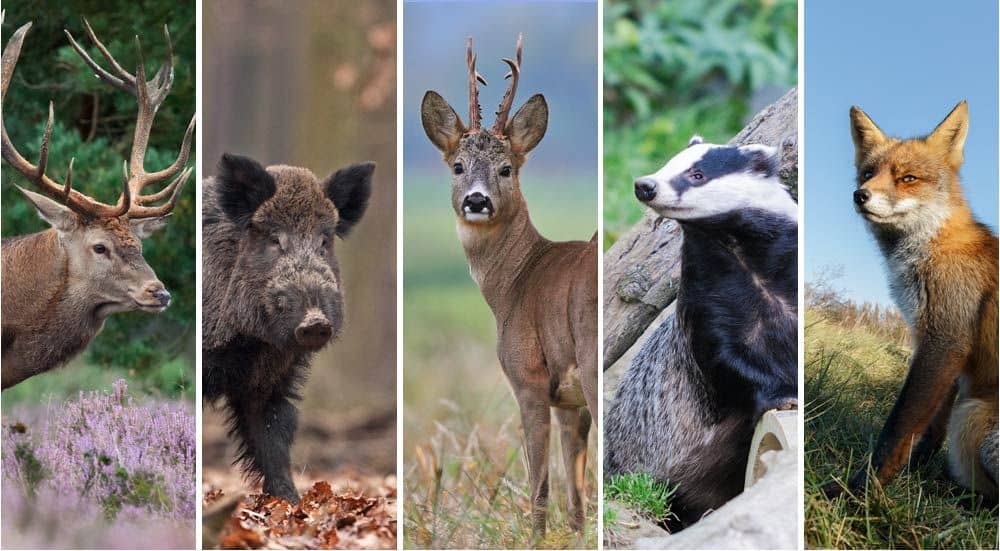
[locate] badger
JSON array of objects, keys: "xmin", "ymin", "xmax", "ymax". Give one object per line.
[{"xmin": 605, "ymin": 135, "xmax": 798, "ymax": 528}]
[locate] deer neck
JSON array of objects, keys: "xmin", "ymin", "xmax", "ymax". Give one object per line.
[
  {"xmin": 457, "ymin": 197, "xmax": 546, "ymax": 320},
  {"xmin": 1, "ymin": 229, "xmax": 75, "ymax": 325}
]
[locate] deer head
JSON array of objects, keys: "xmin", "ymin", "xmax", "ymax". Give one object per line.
[
  {"xmin": 2, "ymin": 20, "xmax": 194, "ymax": 317},
  {"xmin": 421, "ymin": 35, "xmax": 548, "ymax": 226}
]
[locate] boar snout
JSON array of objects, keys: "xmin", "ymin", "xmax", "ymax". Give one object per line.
[{"xmin": 295, "ymin": 309, "xmax": 334, "ymax": 350}]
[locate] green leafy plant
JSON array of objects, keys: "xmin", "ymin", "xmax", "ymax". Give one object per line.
[{"xmin": 605, "ymin": 472, "xmax": 676, "ymax": 524}]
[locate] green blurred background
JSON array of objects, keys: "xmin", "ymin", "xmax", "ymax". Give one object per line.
[
  {"xmin": 603, "ymin": 0, "xmax": 796, "ymax": 246},
  {"xmin": 1, "ymin": 0, "xmax": 196, "ymax": 406}
]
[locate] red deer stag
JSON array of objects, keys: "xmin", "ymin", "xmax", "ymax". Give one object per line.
[
  {"xmin": 420, "ymin": 36, "xmax": 598, "ymax": 537},
  {"xmin": 1, "ymin": 20, "xmax": 194, "ymax": 389}
]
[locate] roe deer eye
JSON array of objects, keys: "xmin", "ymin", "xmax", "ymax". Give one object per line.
[
  {"xmin": 499, "ymin": 166, "xmax": 512, "ymax": 178},
  {"xmin": 92, "ymin": 244, "xmax": 107, "ymax": 255},
  {"xmin": 453, "ymin": 163, "xmax": 464, "ymax": 175},
  {"xmin": 901, "ymin": 175, "xmax": 917, "ymax": 183}
]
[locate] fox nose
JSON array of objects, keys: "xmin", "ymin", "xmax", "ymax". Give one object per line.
[
  {"xmin": 295, "ymin": 314, "xmax": 333, "ymax": 349},
  {"xmin": 634, "ymin": 178, "xmax": 657, "ymax": 202},
  {"xmin": 853, "ymin": 188, "xmax": 871, "ymax": 206},
  {"xmin": 463, "ymin": 192, "xmax": 491, "ymax": 213}
]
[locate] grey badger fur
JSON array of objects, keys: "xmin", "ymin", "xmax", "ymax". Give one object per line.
[{"xmin": 605, "ymin": 136, "xmax": 797, "ymax": 528}]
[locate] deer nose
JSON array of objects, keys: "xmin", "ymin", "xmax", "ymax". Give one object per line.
[
  {"xmin": 853, "ymin": 188, "xmax": 871, "ymax": 206},
  {"xmin": 153, "ymin": 289, "xmax": 171, "ymax": 307},
  {"xmin": 295, "ymin": 316, "xmax": 333, "ymax": 349},
  {"xmin": 634, "ymin": 178, "xmax": 657, "ymax": 202},
  {"xmin": 463, "ymin": 192, "xmax": 491, "ymax": 213}
]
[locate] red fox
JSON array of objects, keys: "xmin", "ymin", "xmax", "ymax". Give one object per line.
[{"xmin": 828, "ymin": 101, "xmax": 999, "ymax": 501}]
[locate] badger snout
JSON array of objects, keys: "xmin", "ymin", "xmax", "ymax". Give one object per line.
[
  {"xmin": 634, "ymin": 178, "xmax": 657, "ymax": 202},
  {"xmin": 295, "ymin": 309, "xmax": 334, "ymax": 350},
  {"xmin": 462, "ymin": 192, "xmax": 493, "ymax": 221}
]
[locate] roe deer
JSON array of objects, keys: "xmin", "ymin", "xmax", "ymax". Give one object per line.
[
  {"xmin": 420, "ymin": 35, "xmax": 598, "ymax": 537},
  {"xmin": 1, "ymin": 20, "xmax": 194, "ymax": 388}
]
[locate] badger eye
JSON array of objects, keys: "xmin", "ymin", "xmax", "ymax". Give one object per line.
[
  {"xmin": 691, "ymin": 171, "xmax": 704, "ymax": 181},
  {"xmin": 453, "ymin": 163, "xmax": 464, "ymax": 175},
  {"xmin": 900, "ymin": 175, "xmax": 917, "ymax": 183},
  {"xmin": 499, "ymin": 166, "xmax": 512, "ymax": 178},
  {"xmin": 93, "ymin": 244, "xmax": 108, "ymax": 255}
]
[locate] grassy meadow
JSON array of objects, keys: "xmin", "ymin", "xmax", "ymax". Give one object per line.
[
  {"xmin": 402, "ymin": 169, "xmax": 598, "ymax": 549},
  {"xmin": 805, "ymin": 305, "xmax": 998, "ymax": 549}
]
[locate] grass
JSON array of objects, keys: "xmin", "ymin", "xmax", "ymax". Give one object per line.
[
  {"xmin": 804, "ymin": 308, "xmax": 999, "ymax": 549},
  {"xmin": 403, "ymin": 170, "xmax": 597, "ymax": 549},
  {"xmin": 605, "ymin": 473, "xmax": 675, "ymax": 524}
]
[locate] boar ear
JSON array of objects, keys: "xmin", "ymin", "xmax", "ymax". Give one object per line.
[
  {"xmin": 849, "ymin": 106, "xmax": 887, "ymax": 166},
  {"xmin": 926, "ymin": 100, "xmax": 968, "ymax": 169},
  {"xmin": 324, "ymin": 161, "xmax": 374, "ymax": 237},
  {"xmin": 506, "ymin": 94, "xmax": 548, "ymax": 155},
  {"xmin": 217, "ymin": 153, "xmax": 276, "ymax": 228},
  {"xmin": 421, "ymin": 91, "xmax": 466, "ymax": 155}
]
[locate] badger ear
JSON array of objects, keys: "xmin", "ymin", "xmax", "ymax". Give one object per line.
[
  {"xmin": 323, "ymin": 161, "xmax": 374, "ymax": 237},
  {"xmin": 216, "ymin": 153, "xmax": 276, "ymax": 228},
  {"xmin": 739, "ymin": 144, "xmax": 779, "ymax": 177},
  {"xmin": 850, "ymin": 106, "xmax": 888, "ymax": 166},
  {"xmin": 687, "ymin": 135, "xmax": 704, "ymax": 147}
]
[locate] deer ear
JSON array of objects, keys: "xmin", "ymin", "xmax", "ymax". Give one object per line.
[
  {"xmin": 421, "ymin": 91, "xmax": 466, "ymax": 154},
  {"xmin": 17, "ymin": 186, "xmax": 77, "ymax": 233},
  {"xmin": 850, "ymin": 106, "xmax": 888, "ymax": 166},
  {"xmin": 926, "ymin": 100, "xmax": 968, "ymax": 168},
  {"xmin": 217, "ymin": 153, "xmax": 276, "ymax": 228},
  {"xmin": 130, "ymin": 215, "xmax": 170, "ymax": 239},
  {"xmin": 323, "ymin": 161, "xmax": 374, "ymax": 237},
  {"xmin": 506, "ymin": 94, "xmax": 548, "ymax": 155}
]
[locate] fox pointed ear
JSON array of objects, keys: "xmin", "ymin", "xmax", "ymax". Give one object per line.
[
  {"xmin": 324, "ymin": 162, "xmax": 374, "ymax": 237},
  {"xmin": 421, "ymin": 91, "xmax": 466, "ymax": 155},
  {"xmin": 506, "ymin": 94, "xmax": 548, "ymax": 155},
  {"xmin": 849, "ymin": 106, "xmax": 887, "ymax": 165},
  {"xmin": 216, "ymin": 153, "xmax": 276, "ymax": 228},
  {"xmin": 17, "ymin": 186, "xmax": 78, "ymax": 233},
  {"xmin": 927, "ymin": 100, "xmax": 969, "ymax": 168}
]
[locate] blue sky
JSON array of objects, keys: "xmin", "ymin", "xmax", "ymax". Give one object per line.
[{"xmin": 804, "ymin": 0, "xmax": 999, "ymax": 306}]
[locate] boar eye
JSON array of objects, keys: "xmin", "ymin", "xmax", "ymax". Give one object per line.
[
  {"xmin": 499, "ymin": 166, "xmax": 512, "ymax": 178},
  {"xmin": 93, "ymin": 244, "xmax": 108, "ymax": 255},
  {"xmin": 269, "ymin": 235, "xmax": 281, "ymax": 248},
  {"xmin": 453, "ymin": 163, "xmax": 464, "ymax": 175},
  {"xmin": 900, "ymin": 175, "xmax": 917, "ymax": 183}
]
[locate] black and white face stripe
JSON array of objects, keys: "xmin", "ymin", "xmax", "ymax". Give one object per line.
[{"xmin": 634, "ymin": 140, "xmax": 795, "ymax": 221}]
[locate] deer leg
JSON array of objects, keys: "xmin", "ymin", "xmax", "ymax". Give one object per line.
[
  {"xmin": 516, "ymin": 393, "xmax": 551, "ymax": 540},
  {"xmin": 554, "ymin": 407, "xmax": 590, "ymax": 531},
  {"xmin": 575, "ymin": 333, "xmax": 599, "ymax": 427},
  {"xmin": 228, "ymin": 394, "xmax": 300, "ymax": 503}
]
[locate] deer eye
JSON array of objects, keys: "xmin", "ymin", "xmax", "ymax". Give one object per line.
[
  {"xmin": 92, "ymin": 244, "xmax": 108, "ymax": 255},
  {"xmin": 499, "ymin": 166, "xmax": 512, "ymax": 178},
  {"xmin": 901, "ymin": 175, "xmax": 917, "ymax": 183},
  {"xmin": 453, "ymin": 163, "xmax": 464, "ymax": 175}
]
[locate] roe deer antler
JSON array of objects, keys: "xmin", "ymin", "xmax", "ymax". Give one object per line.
[
  {"xmin": 491, "ymin": 33, "xmax": 522, "ymax": 136},
  {"xmin": 467, "ymin": 37, "xmax": 487, "ymax": 133},
  {"xmin": 2, "ymin": 22, "xmax": 131, "ymax": 218},
  {"xmin": 66, "ymin": 18, "xmax": 195, "ymax": 218}
]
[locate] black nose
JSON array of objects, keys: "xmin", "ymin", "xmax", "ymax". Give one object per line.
[
  {"xmin": 853, "ymin": 188, "xmax": 871, "ymax": 206},
  {"xmin": 153, "ymin": 289, "xmax": 171, "ymax": 307},
  {"xmin": 634, "ymin": 178, "xmax": 657, "ymax": 202},
  {"xmin": 295, "ymin": 319, "xmax": 333, "ymax": 348},
  {"xmin": 463, "ymin": 192, "xmax": 491, "ymax": 213}
]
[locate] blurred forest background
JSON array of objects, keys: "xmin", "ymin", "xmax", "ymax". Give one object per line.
[
  {"xmin": 403, "ymin": 2, "xmax": 598, "ymax": 548},
  {"xmin": 1, "ymin": 2, "xmax": 196, "ymax": 404},
  {"xmin": 202, "ymin": 0, "xmax": 396, "ymax": 482},
  {"xmin": 603, "ymin": 0, "xmax": 796, "ymax": 246}
]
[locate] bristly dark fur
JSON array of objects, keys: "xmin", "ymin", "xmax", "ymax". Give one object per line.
[
  {"xmin": 324, "ymin": 162, "xmax": 375, "ymax": 236},
  {"xmin": 605, "ymin": 205, "xmax": 797, "ymax": 529},
  {"xmin": 217, "ymin": 153, "xmax": 277, "ymax": 229}
]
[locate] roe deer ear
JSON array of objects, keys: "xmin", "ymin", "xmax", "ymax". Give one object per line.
[
  {"xmin": 927, "ymin": 100, "xmax": 969, "ymax": 169},
  {"xmin": 506, "ymin": 94, "xmax": 548, "ymax": 155},
  {"xmin": 849, "ymin": 106, "xmax": 888, "ymax": 166},
  {"xmin": 130, "ymin": 215, "xmax": 170, "ymax": 239},
  {"xmin": 217, "ymin": 153, "xmax": 276, "ymax": 228},
  {"xmin": 324, "ymin": 161, "xmax": 374, "ymax": 237},
  {"xmin": 17, "ymin": 186, "xmax": 77, "ymax": 233},
  {"xmin": 421, "ymin": 91, "xmax": 466, "ymax": 155}
]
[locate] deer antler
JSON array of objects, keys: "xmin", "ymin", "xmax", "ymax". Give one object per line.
[
  {"xmin": 467, "ymin": 37, "xmax": 487, "ymax": 133},
  {"xmin": 2, "ymin": 22, "xmax": 131, "ymax": 218},
  {"xmin": 66, "ymin": 18, "xmax": 195, "ymax": 218},
  {"xmin": 491, "ymin": 33, "xmax": 522, "ymax": 136}
]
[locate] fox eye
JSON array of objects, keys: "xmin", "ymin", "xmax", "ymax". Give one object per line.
[
  {"xmin": 900, "ymin": 175, "xmax": 917, "ymax": 183},
  {"xmin": 453, "ymin": 163, "xmax": 464, "ymax": 175},
  {"xmin": 499, "ymin": 166, "xmax": 512, "ymax": 178},
  {"xmin": 92, "ymin": 244, "xmax": 108, "ymax": 255},
  {"xmin": 862, "ymin": 170, "xmax": 874, "ymax": 180}
]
